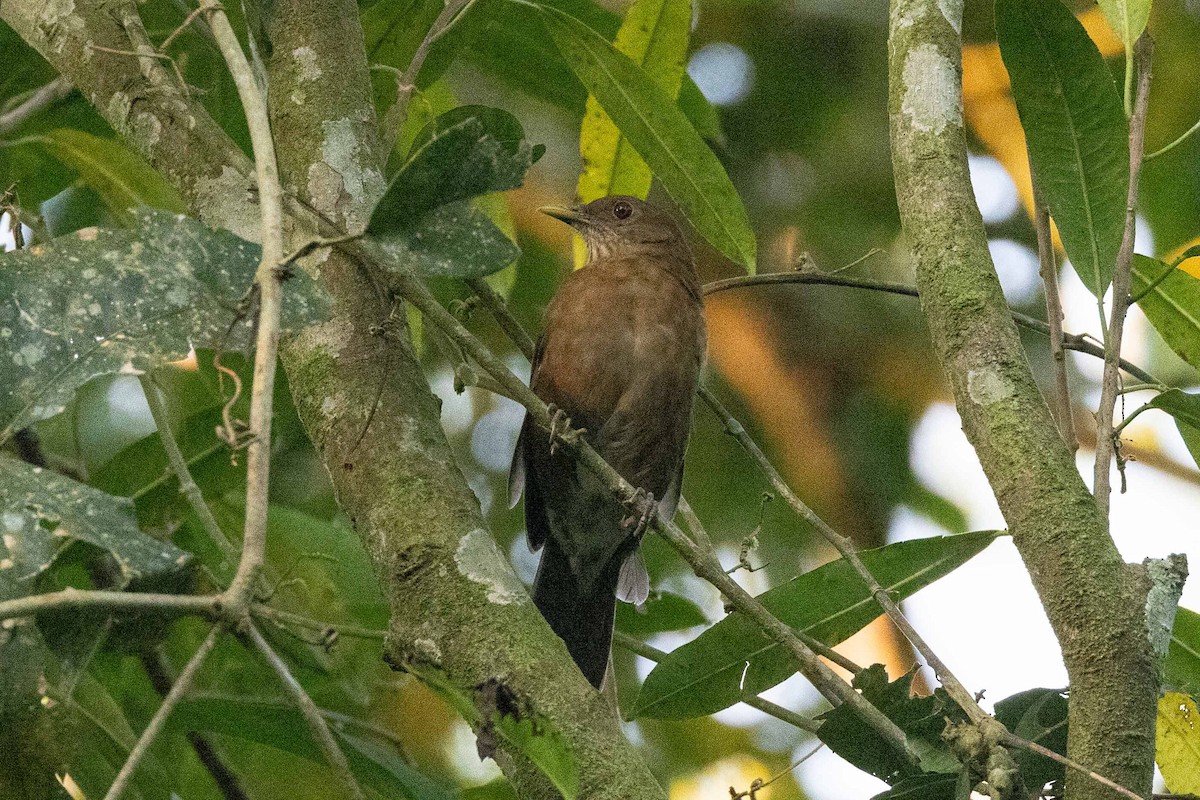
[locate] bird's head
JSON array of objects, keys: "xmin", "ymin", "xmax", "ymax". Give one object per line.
[{"xmin": 539, "ymin": 195, "xmax": 690, "ymax": 265}]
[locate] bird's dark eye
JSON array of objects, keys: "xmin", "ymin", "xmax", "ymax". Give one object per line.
[{"xmin": 612, "ymin": 201, "xmax": 633, "ymax": 220}]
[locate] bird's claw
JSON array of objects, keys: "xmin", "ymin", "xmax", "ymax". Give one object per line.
[
  {"xmin": 547, "ymin": 405, "xmax": 585, "ymax": 455},
  {"xmin": 621, "ymin": 488, "xmax": 657, "ymax": 538}
]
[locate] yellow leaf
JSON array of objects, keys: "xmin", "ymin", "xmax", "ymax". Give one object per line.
[
  {"xmin": 1157, "ymin": 692, "xmax": 1200, "ymax": 794},
  {"xmin": 573, "ymin": 0, "xmax": 693, "ymax": 268}
]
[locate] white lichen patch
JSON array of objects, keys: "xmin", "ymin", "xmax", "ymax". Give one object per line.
[
  {"xmin": 292, "ymin": 46, "xmax": 323, "ymax": 82},
  {"xmin": 901, "ymin": 44, "xmax": 962, "ymax": 134},
  {"xmin": 455, "ymin": 528, "xmax": 526, "ymax": 605},
  {"xmin": 132, "ymin": 111, "xmax": 162, "ymax": 147},
  {"xmin": 38, "ymin": 0, "xmax": 85, "ymax": 51},
  {"xmin": 291, "ymin": 89, "xmax": 307, "ymax": 106},
  {"xmin": 321, "ymin": 392, "xmax": 347, "ymax": 417},
  {"xmin": 938, "ymin": 0, "xmax": 963, "ymax": 33},
  {"xmin": 412, "ymin": 638, "xmax": 442, "ymax": 662},
  {"xmin": 892, "ymin": 0, "xmax": 922, "ymax": 29},
  {"xmin": 310, "ymin": 118, "xmax": 386, "ymax": 230},
  {"xmin": 106, "ymin": 93, "xmax": 133, "ymax": 134},
  {"xmin": 193, "ymin": 166, "xmax": 261, "ymax": 243},
  {"xmin": 967, "ymin": 368, "xmax": 1012, "ymax": 406},
  {"xmin": 293, "ymin": 317, "xmax": 354, "ymax": 360}
]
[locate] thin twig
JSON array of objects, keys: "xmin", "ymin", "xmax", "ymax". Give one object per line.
[
  {"xmin": 999, "ymin": 732, "xmax": 1147, "ymax": 800},
  {"xmin": 612, "ymin": 631, "xmax": 821, "ymax": 733},
  {"xmin": 200, "ymin": 0, "xmax": 286, "ymax": 609},
  {"xmin": 466, "ymin": 277, "xmax": 536, "ymax": 356},
  {"xmin": 702, "ymin": 272, "xmax": 1161, "ymax": 385},
  {"xmin": 103, "ymin": 626, "xmax": 223, "ymax": 800},
  {"xmin": 159, "ymin": 5, "xmax": 209, "ymax": 52},
  {"xmin": 0, "ymin": 589, "xmax": 218, "ymax": 622},
  {"xmin": 0, "ymin": 76, "xmax": 73, "ymax": 135},
  {"xmin": 139, "ymin": 374, "xmax": 238, "ymax": 564},
  {"xmin": 86, "ymin": 43, "xmax": 190, "ymax": 99},
  {"xmin": 1145, "ymin": 116, "xmax": 1200, "ymax": 160},
  {"xmin": 381, "ymin": 0, "xmax": 475, "ymax": 147},
  {"xmin": 251, "ymin": 604, "xmax": 387, "ymax": 641},
  {"xmin": 140, "ymin": 649, "xmax": 249, "ymax": 800},
  {"xmin": 1130, "ymin": 247, "xmax": 1200, "ymax": 304},
  {"xmin": 241, "ymin": 623, "xmax": 365, "ymax": 800},
  {"xmin": 391, "ymin": 270, "xmax": 917, "ymax": 764},
  {"xmin": 1031, "ymin": 176, "xmax": 1077, "ymax": 451},
  {"xmin": 730, "ymin": 743, "xmax": 824, "ymax": 799},
  {"xmin": 1094, "ymin": 34, "xmax": 1154, "ymax": 517},
  {"xmin": 698, "ymin": 385, "xmax": 988, "ymax": 725}
]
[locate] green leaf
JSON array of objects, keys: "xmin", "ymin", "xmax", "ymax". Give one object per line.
[
  {"xmin": 1132, "ymin": 255, "xmax": 1200, "ymax": 370},
  {"xmin": 994, "ymin": 688, "xmax": 1068, "ymax": 791},
  {"xmin": 1157, "ymin": 692, "xmax": 1200, "ymax": 794},
  {"xmin": 460, "ymin": 0, "xmax": 722, "ymax": 142},
  {"xmin": 1096, "ymin": 0, "xmax": 1151, "ymax": 52},
  {"xmin": 408, "ymin": 664, "xmax": 579, "ymax": 799},
  {"xmin": 0, "ymin": 209, "xmax": 329, "ymax": 433},
  {"xmin": 538, "ymin": 3, "xmax": 756, "ymax": 272},
  {"xmin": 375, "ymin": 200, "xmax": 521, "ymax": 279},
  {"xmin": 632, "ymin": 531, "xmax": 1000, "ymax": 719},
  {"xmin": 576, "ymin": 0, "xmax": 693, "ymax": 204},
  {"xmin": 615, "ymin": 591, "xmax": 706, "ymax": 636},
  {"xmin": 35, "ymin": 129, "xmax": 186, "ymax": 224},
  {"xmin": 1145, "ymin": 390, "xmax": 1200, "ymax": 470},
  {"xmin": 1165, "ymin": 606, "xmax": 1200, "ymax": 696},
  {"xmin": 0, "ymin": 454, "xmax": 191, "ymax": 597},
  {"xmin": 47, "ymin": 671, "xmax": 174, "ymax": 800},
  {"xmin": 996, "ymin": 0, "xmax": 1129, "ymax": 298},
  {"xmin": 818, "ymin": 666, "xmax": 965, "ymax": 784},
  {"xmin": 169, "ymin": 695, "xmax": 455, "ymax": 800},
  {"xmin": 370, "ymin": 106, "xmax": 542, "ymax": 228},
  {"xmin": 367, "ymin": 106, "xmax": 537, "ymax": 279}
]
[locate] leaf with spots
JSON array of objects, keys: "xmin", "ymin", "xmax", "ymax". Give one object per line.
[
  {"xmin": 367, "ymin": 106, "xmax": 541, "ymax": 278},
  {"xmin": 0, "ymin": 209, "xmax": 330, "ymax": 436},
  {"xmin": 0, "ymin": 454, "xmax": 192, "ymax": 601}
]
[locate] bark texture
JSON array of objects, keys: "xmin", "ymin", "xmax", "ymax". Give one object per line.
[
  {"xmin": 1, "ymin": 1, "xmax": 666, "ymax": 795},
  {"xmin": 887, "ymin": 2, "xmax": 1160, "ymax": 797}
]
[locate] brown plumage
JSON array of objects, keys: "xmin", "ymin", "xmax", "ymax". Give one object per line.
[{"xmin": 509, "ymin": 196, "xmax": 707, "ymax": 687}]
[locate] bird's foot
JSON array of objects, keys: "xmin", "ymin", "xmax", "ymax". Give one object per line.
[
  {"xmin": 547, "ymin": 404, "xmax": 585, "ymax": 455},
  {"xmin": 621, "ymin": 489, "xmax": 657, "ymax": 538}
]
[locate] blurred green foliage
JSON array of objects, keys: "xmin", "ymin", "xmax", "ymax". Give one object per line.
[{"xmin": 2, "ymin": 0, "xmax": 1200, "ymax": 797}]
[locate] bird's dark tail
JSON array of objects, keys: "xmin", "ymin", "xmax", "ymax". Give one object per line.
[{"xmin": 532, "ymin": 536, "xmax": 620, "ymax": 688}]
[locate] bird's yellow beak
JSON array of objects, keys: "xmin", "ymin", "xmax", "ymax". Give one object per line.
[{"xmin": 539, "ymin": 204, "xmax": 586, "ymax": 226}]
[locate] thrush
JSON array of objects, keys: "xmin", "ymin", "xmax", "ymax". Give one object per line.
[{"xmin": 509, "ymin": 195, "xmax": 707, "ymax": 688}]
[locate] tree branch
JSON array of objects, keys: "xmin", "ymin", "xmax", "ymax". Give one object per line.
[
  {"xmin": 1093, "ymin": 34, "xmax": 1154, "ymax": 517},
  {"xmin": 103, "ymin": 625, "xmax": 223, "ymax": 800},
  {"xmin": 0, "ymin": 76, "xmax": 73, "ymax": 135},
  {"xmin": 702, "ymin": 271, "xmax": 1161, "ymax": 385},
  {"xmin": 392, "ymin": 269, "xmax": 919, "ymax": 765},
  {"xmin": 888, "ymin": 2, "xmax": 1159, "ymax": 796},
  {"xmin": 0, "ymin": 589, "xmax": 218, "ymax": 622},
  {"xmin": 198, "ymin": 0, "xmax": 285, "ymax": 609},
  {"xmin": 241, "ymin": 622, "xmax": 365, "ymax": 800},
  {"xmin": 139, "ymin": 374, "xmax": 238, "ymax": 565},
  {"xmin": 1030, "ymin": 176, "xmax": 1077, "ymax": 451}
]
